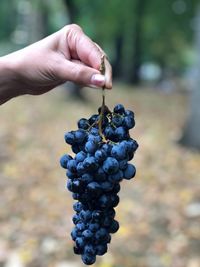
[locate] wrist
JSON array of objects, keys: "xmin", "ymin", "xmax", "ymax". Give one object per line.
[{"xmin": 0, "ymin": 54, "xmax": 25, "ymax": 104}]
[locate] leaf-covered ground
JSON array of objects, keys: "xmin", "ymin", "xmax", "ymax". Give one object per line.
[{"xmin": 0, "ymin": 85, "xmax": 200, "ymax": 267}]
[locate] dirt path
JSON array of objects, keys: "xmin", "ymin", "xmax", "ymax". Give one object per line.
[{"xmin": 0, "ymin": 86, "xmax": 199, "ymax": 267}]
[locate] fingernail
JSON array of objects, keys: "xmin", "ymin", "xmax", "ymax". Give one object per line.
[{"xmin": 90, "ymin": 74, "xmax": 105, "ymax": 87}]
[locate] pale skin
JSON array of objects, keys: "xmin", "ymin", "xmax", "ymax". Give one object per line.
[{"xmin": 0, "ymin": 24, "xmax": 112, "ymax": 105}]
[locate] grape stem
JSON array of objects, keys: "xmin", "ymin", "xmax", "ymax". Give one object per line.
[{"xmin": 99, "ymin": 55, "xmax": 106, "ymax": 142}]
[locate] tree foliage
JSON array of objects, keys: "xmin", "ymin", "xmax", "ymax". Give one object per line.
[
  {"xmin": 0, "ymin": 0, "xmax": 199, "ymax": 83},
  {"xmin": 62, "ymin": 0, "xmax": 199, "ymax": 83}
]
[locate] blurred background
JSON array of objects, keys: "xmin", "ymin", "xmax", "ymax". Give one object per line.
[{"xmin": 0, "ymin": 0, "xmax": 200, "ymax": 267}]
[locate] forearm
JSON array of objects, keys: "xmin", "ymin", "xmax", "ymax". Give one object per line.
[
  {"xmin": 0, "ymin": 25, "xmax": 112, "ymax": 106},
  {"xmin": 0, "ymin": 55, "xmax": 24, "ymax": 105}
]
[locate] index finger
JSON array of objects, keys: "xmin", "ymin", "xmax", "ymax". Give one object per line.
[
  {"xmin": 66, "ymin": 24, "xmax": 112, "ymax": 89},
  {"xmin": 66, "ymin": 24, "xmax": 102, "ymax": 70}
]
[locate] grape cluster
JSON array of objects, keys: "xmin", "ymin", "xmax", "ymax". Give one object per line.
[{"xmin": 60, "ymin": 104, "xmax": 138, "ymax": 265}]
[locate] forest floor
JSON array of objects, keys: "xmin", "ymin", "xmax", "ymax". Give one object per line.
[{"xmin": 0, "ymin": 84, "xmax": 200, "ymax": 267}]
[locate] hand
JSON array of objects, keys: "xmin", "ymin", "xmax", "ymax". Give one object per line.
[{"xmin": 0, "ymin": 24, "xmax": 112, "ymax": 103}]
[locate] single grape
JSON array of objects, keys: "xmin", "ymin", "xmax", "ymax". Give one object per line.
[
  {"xmin": 60, "ymin": 154, "xmax": 72, "ymax": 168},
  {"xmin": 78, "ymin": 118, "xmax": 89, "ymax": 130},
  {"xmin": 103, "ymin": 157, "xmax": 119, "ymax": 174},
  {"xmin": 81, "ymin": 254, "xmax": 96, "ymax": 265},
  {"xmin": 123, "ymin": 164, "xmax": 136, "ymax": 180},
  {"xmin": 113, "ymin": 104, "xmax": 125, "ymax": 114}
]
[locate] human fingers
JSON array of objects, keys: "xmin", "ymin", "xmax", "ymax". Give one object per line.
[
  {"xmin": 56, "ymin": 59, "xmax": 107, "ymax": 88},
  {"xmin": 66, "ymin": 24, "xmax": 103, "ymax": 70}
]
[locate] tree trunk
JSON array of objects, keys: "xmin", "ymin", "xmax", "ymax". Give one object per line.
[
  {"xmin": 63, "ymin": 0, "xmax": 86, "ymax": 101},
  {"xmin": 123, "ymin": 0, "xmax": 146, "ymax": 84},
  {"xmin": 112, "ymin": 33, "xmax": 124, "ymax": 79},
  {"xmin": 64, "ymin": 0, "xmax": 78, "ymax": 22},
  {"xmin": 179, "ymin": 7, "xmax": 200, "ymax": 150},
  {"xmin": 28, "ymin": 0, "xmax": 49, "ymax": 43},
  {"xmin": 131, "ymin": 0, "xmax": 144, "ymax": 84}
]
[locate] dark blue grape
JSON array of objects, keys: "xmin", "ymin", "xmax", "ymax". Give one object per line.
[
  {"xmin": 110, "ymin": 194, "xmax": 120, "ymax": 207},
  {"xmin": 115, "ymin": 126, "xmax": 127, "ymax": 141},
  {"xmin": 66, "ymin": 170, "xmax": 76, "ymax": 179},
  {"xmin": 92, "ymin": 210, "xmax": 102, "ymax": 221},
  {"xmin": 90, "ymin": 127, "xmax": 99, "ymax": 135},
  {"xmin": 81, "ymin": 173, "xmax": 93, "ymax": 184},
  {"xmin": 88, "ymin": 134, "xmax": 102, "ymax": 143},
  {"xmin": 120, "ymin": 140, "xmax": 129, "ymax": 151},
  {"xmin": 72, "ymin": 193, "xmax": 79, "ymax": 200},
  {"xmin": 76, "ymin": 222, "xmax": 86, "ymax": 232},
  {"xmin": 123, "ymin": 116, "xmax": 135, "ymax": 129},
  {"xmin": 74, "ymin": 129, "xmax": 87, "ymax": 143},
  {"xmin": 89, "ymin": 114, "xmax": 99, "ymax": 125},
  {"xmin": 83, "ymin": 157, "xmax": 98, "ymax": 172},
  {"xmin": 84, "ymin": 245, "xmax": 96, "ymax": 256},
  {"xmin": 73, "ymin": 202, "xmax": 83, "ymax": 213},
  {"xmin": 104, "ymin": 126, "xmax": 115, "ymax": 140},
  {"xmin": 119, "ymin": 159, "xmax": 128, "ymax": 170},
  {"xmin": 89, "ymin": 223, "xmax": 100, "ymax": 232},
  {"xmin": 75, "ymin": 237, "xmax": 85, "ymax": 248},
  {"xmin": 71, "ymin": 180, "xmax": 83, "ymax": 193},
  {"xmin": 95, "ymin": 228, "xmax": 108, "ymax": 240},
  {"xmin": 66, "ymin": 179, "xmax": 73, "ymax": 192},
  {"xmin": 102, "ymin": 143, "xmax": 113, "ymax": 154},
  {"xmin": 64, "ymin": 131, "xmax": 75, "ymax": 145},
  {"xmin": 107, "ymin": 208, "xmax": 116, "ymax": 219},
  {"xmin": 75, "ymin": 151, "xmax": 87, "ymax": 162},
  {"xmin": 96, "ymin": 244, "xmax": 108, "ymax": 256},
  {"xmin": 108, "ymin": 170, "xmax": 123, "ymax": 182},
  {"xmin": 98, "ymin": 194, "xmax": 111, "ymax": 209},
  {"xmin": 73, "ymin": 246, "xmax": 82, "ymax": 255},
  {"xmin": 82, "ymin": 229, "xmax": 93, "ymax": 239},
  {"xmin": 76, "ymin": 162, "xmax": 85, "ymax": 175},
  {"xmin": 103, "ymin": 157, "xmax": 119, "ymax": 174},
  {"xmin": 87, "ymin": 182, "xmax": 102, "ymax": 197},
  {"xmin": 102, "ymin": 217, "xmax": 113, "ymax": 227},
  {"xmin": 85, "ymin": 140, "xmax": 99, "ymax": 154},
  {"xmin": 60, "ymin": 154, "xmax": 72, "ymax": 169},
  {"xmin": 112, "ymin": 183, "xmax": 121, "ymax": 194},
  {"xmin": 72, "ymin": 214, "xmax": 80, "ymax": 224},
  {"xmin": 123, "ymin": 164, "xmax": 136, "ymax": 179},
  {"xmin": 104, "ymin": 234, "xmax": 111, "ymax": 244},
  {"xmin": 112, "ymin": 115, "xmax": 123, "ymax": 127},
  {"xmin": 71, "ymin": 144, "xmax": 80, "ymax": 154},
  {"xmin": 111, "ymin": 145, "xmax": 127, "ymax": 160},
  {"xmin": 79, "ymin": 192, "xmax": 90, "ymax": 204},
  {"xmin": 80, "ymin": 210, "xmax": 92, "ymax": 221},
  {"xmin": 100, "ymin": 181, "xmax": 114, "ymax": 192},
  {"xmin": 109, "ymin": 220, "xmax": 119, "ymax": 233},
  {"xmin": 114, "ymin": 104, "xmax": 125, "ymax": 114},
  {"xmin": 125, "ymin": 109, "xmax": 134, "ymax": 117},
  {"xmin": 128, "ymin": 139, "xmax": 139, "ymax": 152},
  {"xmin": 81, "ymin": 254, "xmax": 96, "ymax": 265},
  {"xmin": 71, "ymin": 228, "xmax": 79, "ymax": 241},
  {"xmin": 67, "ymin": 160, "xmax": 77, "ymax": 172},
  {"xmin": 94, "ymin": 167, "xmax": 106, "ymax": 182},
  {"xmin": 128, "ymin": 150, "xmax": 134, "ymax": 161},
  {"xmin": 94, "ymin": 149, "xmax": 107, "ymax": 163},
  {"xmin": 78, "ymin": 118, "xmax": 89, "ymax": 130}
]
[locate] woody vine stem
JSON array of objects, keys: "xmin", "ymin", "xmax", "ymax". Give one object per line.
[{"xmin": 98, "ymin": 55, "xmax": 106, "ymax": 141}]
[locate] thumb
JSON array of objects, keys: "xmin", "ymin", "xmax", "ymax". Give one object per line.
[{"xmin": 56, "ymin": 60, "xmax": 106, "ymax": 88}]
